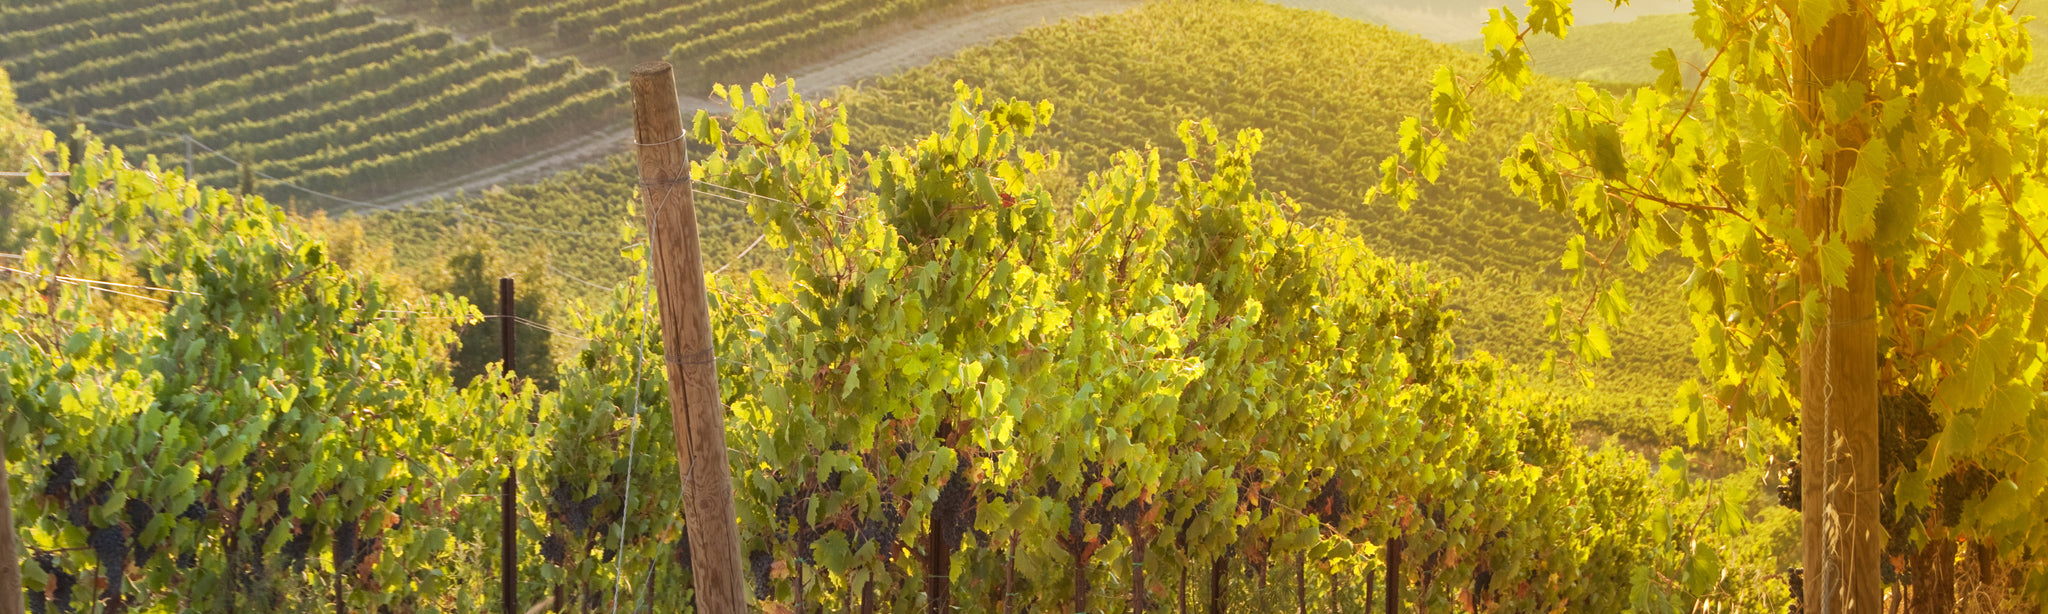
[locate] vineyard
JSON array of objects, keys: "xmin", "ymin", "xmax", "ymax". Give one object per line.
[
  {"xmin": 395, "ymin": 1, "xmax": 1701, "ymax": 445},
  {"xmin": 0, "ymin": 0, "xmax": 623, "ymax": 204},
  {"xmin": 381, "ymin": 0, "xmax": 978, "ymax": 86},
  {"xmin": 0, "ymin": 62, "xmax": 1814, "ymax": 611},
  {"xmin": 1452, "ymin": 13, "xmax": 1704, "ymax": 85},
  {"xmin": 7, "ymin": 0, "xmax": 2048, "ymax": 611}
]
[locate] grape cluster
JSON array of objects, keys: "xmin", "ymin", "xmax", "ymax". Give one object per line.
[
  {"xmin": 1777, "ymin": 461, "xmax": 1801, "ymax": 511},
  {"xmin": 1094, "ymin": 468, "xmax": 1145, "ymax": 532},
  {"xmin": 333, "ymin": 520, "xmax": 360, "ymax": 571},
  {"xmin": 178, "ymin": 500, "xmax": 209, "ymax": 522},
  {"xmin": 747, "ymin": 549, "xmax": 774, "ymax": 600},
  {"xmin": 672, "ymin": 532, "xmax": 693, "ymax": 568},
  {"xmin": 858, "ymin": 499, "xmax": 902, "ymax": 554},
  {"xmin": 65, "ymin": 482, "xmax": 110, "ymax": 529},
  {"xmin": 32, "ymin": 553, "xmax": 76, "ymax": 614},
  {"xmin": 542, "ymin": 533, "xmax": 568, "ymax": 565},
  {"xmin": 772, "ymin": 490, "xmax": 800, "ymax": 537},
  {"xmin": 1878, "ymin": 392, "xmax": 1936, "ymax": 558},
  {"xmin": 1785, "ymin": 567, "xmax": 1803, "ymax": 614},
  {"xmin": 933, "ymin": 465, "xmax": 975, "ymax": 556},
  {"xmin": 88, "ymin": 527, "xmax": 128, "ymax": 572},
  {"xmin": 42, "ymin": 454, "xmax": 77, "ymax": 499},
  {"xmin": 1936, "ymin": 465, "xmax": 1995, "ymax": 527},
  {"xmin": 776, "ymin": 487, "xmax": 824, "ymax": 564},
  {"xmin": 550, "ymin": 478, "xmax": 610, "ymax": 538},
  {"xmin": 123, "ymin": 500, "xmax": 157, "ymax": 564},
  {"xmin": 1308, "ymin": 475, "xmax": 1348, "ymax": 527},
  {"xmin": 282, "ymin": 527, "xmax": 314, "ymax": 571}
]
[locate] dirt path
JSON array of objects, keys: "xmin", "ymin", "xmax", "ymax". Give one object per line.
[{"xmin": 371, "ymin": 0, "xmax": 1139, "ymax": 210}]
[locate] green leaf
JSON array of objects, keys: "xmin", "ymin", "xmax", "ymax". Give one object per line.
[
  {"xmin": 1430, "ymin": 67, "xmax": 1473, "ymax": 141},
  {"xmin": 1840, "ymin": 141, "xmax": 1887, "ymax": 241},
  {"xmin": 1561, "ymin": 234, "xmax": 1586, "ymax": 271},
  {"xmin": 840, "ymin": 362, "xmax": 861, "ymax": 399},
  {"xmin": 1481, "ymin": 7, "xmax": 1520, "ymax": 53},
  {"xmin": 1589, "ymin": 123, "xmax": 1627, "ymax": 180},
  {"xmin": 1652, "ymin": 49, "xmax": 1682, "ymax": 93},
  {"xmin": 1817, "ymin": 238, "xmax": 1852, "ymax": 289},
  {"xmin": 1794, "ymin": 0, "xmax": 1844, "ymax": 46}
]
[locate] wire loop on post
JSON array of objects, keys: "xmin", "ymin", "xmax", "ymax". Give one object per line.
[{"xmin": 633, "ymin": 133, "xmax": 688, "ymax": 148}]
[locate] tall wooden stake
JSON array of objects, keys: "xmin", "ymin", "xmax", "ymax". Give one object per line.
[
  {"xmin": 0, "ymin": 433, "xmax": 20, "ymax": 614},
  {"xmin": 1790, "ymin": 4, "xmax": 1881, "ymax": 612},
  {"xmin": 501, "ymin": 277, "xmax": 518, "ymax": 614},
  {"xmin": 628, "ymin": 60, "xmax": 747, "ymax": 614},
  {"xmin": 1384, "ymin": 537, "xmax": 1402, "ymax": 614}
]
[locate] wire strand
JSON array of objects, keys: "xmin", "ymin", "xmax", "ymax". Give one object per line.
[{"xmin": 609, "ymin": 275, "xmax": 652, "ymax": 613}]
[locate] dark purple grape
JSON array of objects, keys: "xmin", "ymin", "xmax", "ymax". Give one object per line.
[
  {"xmin": 282, "ymin": 527, "xmax": 313, "ymax": 570},
  {"xmin": 42, "ymin": 454, "xmax": 77, "ymax": 499},
  {"xmin": 87, "ymin": 527, "xmax": 128, "ymax": 571},
  {"xmin": 178, "ymin": 501, "xmax": 207, "ymax": 521},
  {"xmin": 66, "ymin": 482, "xmax": 109, "ymax": 529},
  {"xmin": 748, "ymin": 549, "xmax": 773, "ymax": 600},
  {"xmin": 333, "ymin": 520, "xmax": 360, "ymax": 569},
  {"xmin": 123, "ymin": 500, "xmax": 154, "ymax": 533},
  {"xmin": 542, "ymin": 533, "xmax": 567, "ymax": 565},
  {"xmin": 673, "ymin": 533, "xmax": 693, "ymax": 568},
  {"xmin": 1310, "ymin": 475, "xmax": 1348, "ymax": 526},
  {"xmin": 1778, "ymin": 461, "xmax": 1801, "ymax": 511}
]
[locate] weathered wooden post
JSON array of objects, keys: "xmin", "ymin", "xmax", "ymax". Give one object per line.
[
  {"xmin": 0, "ymin": 434, "xmax": 20, "ymax": 614},
  {"xmin": 627, "ymin": 60, "xmax": 747, "ymax": 613}
]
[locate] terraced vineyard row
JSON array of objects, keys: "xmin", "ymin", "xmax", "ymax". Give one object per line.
[
  {"xmin": 0, "ymin": 0, "xmax": 624, "ymax": 204},
  {"xmin": 407, "ymin": 0, "xmax": 969, "ymax": 85}
]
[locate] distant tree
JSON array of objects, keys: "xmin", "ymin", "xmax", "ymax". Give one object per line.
[
  {"xmin": 436, "ymin": 233, "xmax": 560, "ymax": 390},
  {"xmin": 1379, "ymin": 0, "xmax": 2048, "ymax": 610}
]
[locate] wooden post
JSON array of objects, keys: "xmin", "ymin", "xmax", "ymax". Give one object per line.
[
  {"xmin": 1790, "ymin": 5, "xmax": 1881, "ymax": 613},
  {"xmin": 628, "ymin": 60, "xmax": 748, "ymax": 614},
  {"xmin": 928, "ymin": 509, "xmax": 955, "ymax": 614},
  {"xmin": 501, "ymin": 277, "xmax": 519, "ymax": 614},
  {"xmin": 1295, "ymin": 554, "xmax": 1305, "ymax": 614},
  {"xmin": 1364, "ymin": 569, "xmax": 1374, "ymax": 614},
  {"xmin": 0, "ymin": 433, "xmax": 20, "ymax": 614},
  {"xmin": 1206, "ymin": 551, "xmax": 1229, "ymax": 614},
  {"xmin": 1384, "ymin": 537, "xmax": 1402, "ymax": 614}
]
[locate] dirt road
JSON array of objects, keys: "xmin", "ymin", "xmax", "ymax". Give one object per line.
[{"xmin": 372, "ymin": 0, "xmax": 1139, "ymax": 210}]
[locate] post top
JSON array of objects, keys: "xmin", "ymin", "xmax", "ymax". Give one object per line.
[{"xmin": 631, "ymin": 61, "xmax": 673, "ymax": 78}]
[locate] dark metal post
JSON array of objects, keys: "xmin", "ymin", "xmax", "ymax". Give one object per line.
[{"xmin": 500, "ymin": 277, "xmax": 517, "ymax": 614}]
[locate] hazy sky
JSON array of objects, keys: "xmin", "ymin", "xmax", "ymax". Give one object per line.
[{"xmin": 1265, "ymin": 0, "xmax": 1693, "ymax": 41}]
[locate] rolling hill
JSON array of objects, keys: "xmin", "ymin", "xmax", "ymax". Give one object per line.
[
  {"xmin": 382, "ymin": 0, "xmax": 1701, "ymax": 444},
  {"xmin": 0, "ymin": 0, "xmax": 623, "ymax": 203}
]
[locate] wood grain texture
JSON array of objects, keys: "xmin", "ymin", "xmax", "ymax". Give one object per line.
[
  {"xmin": 629, "ymin": 60, "xmax": 749, "ymax": 614},
  {"xmin": 1790, "ymin": 6, "xmax": 1883, "ymax": 612}
]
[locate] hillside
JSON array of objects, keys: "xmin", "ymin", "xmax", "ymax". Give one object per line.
[
  {"xmin": 1461, "ymin": 7, "xmax": 2048, "ymax": 96},
  {"xmin": 835, "ymin": 0, "xmax": 1697, "ymax": 441},
  {"xmin": 388, "ymin": 0, "xmax": 1699, "ymax": 444},
  {"xmin": 0, "ymin": 0, "xmax": 622, "ymax": 204},
  {"xmin": 359, "ymin": 0, "xmax": 1007, "ymax": 87},
  {"xmin": 1453, "ymin": 13, "xmax": 1704, "ymax": 84},
  {"xmin": 1265, "ymin": 0, "xmax": 1689, "ymax": 41}
]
